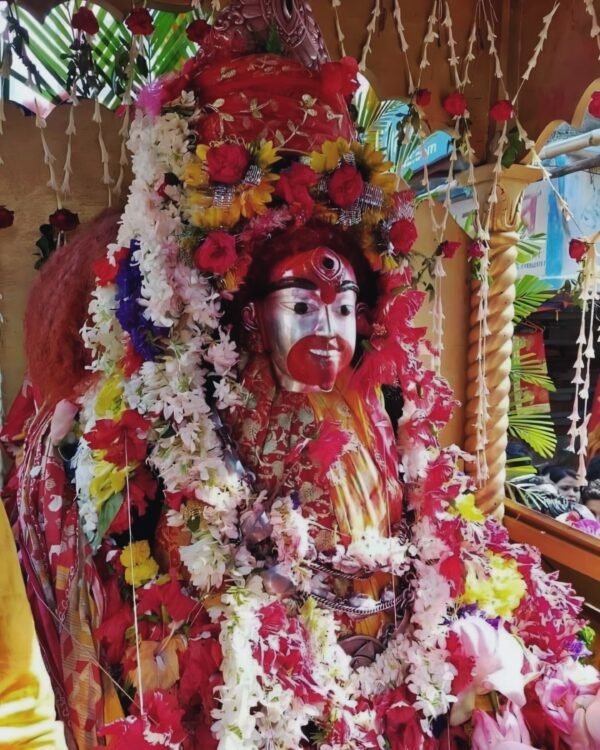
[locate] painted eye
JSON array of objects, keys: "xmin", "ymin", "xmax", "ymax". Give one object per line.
[
  {"xmin": 293, "ymin": 302, "xmax": 309, "ymax": 314},
  {"xmin": 340, "ymin": 304, "xmax": 353, "ymax": 316}
]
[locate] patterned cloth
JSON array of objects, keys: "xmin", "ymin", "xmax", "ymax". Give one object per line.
[
  {"xmin": 222, "ymin": 354, "xmax": 404, "ymax": 637},
  {"xmin": 1, "ymin": 384, "xmax": 122, "ymax": 749}
]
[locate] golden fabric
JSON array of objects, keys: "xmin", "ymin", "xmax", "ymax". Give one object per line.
[{"xmin": 0, "ymin": 501, "xmax": 67, "ymax": 749}]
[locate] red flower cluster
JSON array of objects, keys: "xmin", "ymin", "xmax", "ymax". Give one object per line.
[
  {"xmin": 414, "ymin": 88, "xmax": 432, "ymax": 107},
  {"xmin": 186, "ymin": 19, "xmax": 210, "ymax": 44},
  {"xmin": 589, "ymin": 91, "xmax": 600, "ymax": 119},
  {"xmin": 467, "ymin": 240, "xmax": 485, "ymax": 260},
  {"xmin": 194, "ymin": 231, "xmax": 237, "ymax": 275},
  {"xmin": 438, "ymin": 240, "xmax": 461, "ymax": 259},
  {"xmin": 389, "ymin": 218, "xmax": 418, "ymax": 255},
  {"xmin": 206, "ymin": 142, "xmax": 250, "ymax": 184},
  {"xmin": 490, "ymin": 98, "xmax": 515, "ymax": 122},
  {"xmin": 443, "ymin": 91, "xmax": 467, "ymax": 118},
  {"xmin": 320, "ymin": 56, "xmax": 359, "ymax": 98},
  {"xmin": 125, "ymin": 7, "xmax": 154, "ymax": 36},
  {"xmin": 328, "ymin": 163, "xmax": 364, "ymax": 208},
  {"xmin": 86, "ymin": 409, "xmax": 151, "ymax": 467},
  {"xmin": 72, "ymin": 6, "xmax": 99, "ymax": 35},
  {"xmin": 0, "ymin": 205, "xmax": 14, "ymax": 229},
  {"xmin": 254, "ymin": 602, "xmax": 323, "ymax": 704},
  {"xmin": 93, "ymin": 246, "xmax": 129, "ymax": 286},
  {"xmin": 49, "ymin": 208, "xmax": 79, "ymax": 232},
  {"xmin": 275, "ymin": 162, "xmax": 318, "ymax": 218},
  {"xmin": 569, "ymin": 238, "xmax": 589, "ymax": 263}
]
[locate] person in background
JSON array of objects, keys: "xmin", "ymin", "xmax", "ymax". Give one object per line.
[
  {"xmin": 582, "ymin": 480, "xmax": 600, "ymax": 521},
  {"xmin": 0, "ymin": 501, "xmax": 67, "ymax": 748},
  {"xmin": 541, "ymin": 465, "xmax": 581, "ymax": 502}
]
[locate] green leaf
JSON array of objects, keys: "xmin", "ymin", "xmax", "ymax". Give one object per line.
[
  {"xmin": 508, "ymin": 405, "xmax": 557, "ymax": 458},
  {"xmin": 513, "ymin": 274, "xmax": 554, "ymax": 324},
  {"xmin": 92, "ymin": 492, "xmax": 123, "ymax": 550},
  {"xmin": 510, "ymin": 351, "xmax": 556, "ymax": 392}
]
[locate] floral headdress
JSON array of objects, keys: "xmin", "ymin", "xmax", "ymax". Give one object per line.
[{"xmin": 64, "ymin": 14, "xmax": 599, "ymax": 750}]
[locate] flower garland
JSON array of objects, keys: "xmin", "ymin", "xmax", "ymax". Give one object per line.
[{"xmin": 62, "ymin": 31, "xmax": 600, "ymax": 750}]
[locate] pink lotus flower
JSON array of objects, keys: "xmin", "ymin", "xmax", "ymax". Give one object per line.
[
  {"xmin": 472, "ymin": 703, "xmax": 536, "ymax": 750},
  {"xmin": 450, "ymin": 616, "xmax": 528, "ymax": 726},
  {"xmin": 537, "ymin": 661, "xmax": 600, "ymax": 750}
]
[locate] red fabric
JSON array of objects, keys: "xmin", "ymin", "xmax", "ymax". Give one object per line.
[
  {"xmin": 190, "ymin": 54, "xmax": 355, "ymax": 152},
  {"xmin": 25, "ymin": 209, "xmax": 120, "ymax": 408}
]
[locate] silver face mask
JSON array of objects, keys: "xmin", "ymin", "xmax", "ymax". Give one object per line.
[{"xmin": 245, "ymin": 247, "xmax": 360, "ymax": 392}]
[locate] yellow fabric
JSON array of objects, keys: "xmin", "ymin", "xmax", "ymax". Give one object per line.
[{"xmin": 0, "ymin": 502, "xmax": 67, "ymax": 749}]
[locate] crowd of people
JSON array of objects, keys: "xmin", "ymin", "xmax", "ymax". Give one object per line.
[{"xmin": 508, "ymin": 445, "xmax": 600, "ymax": 536}]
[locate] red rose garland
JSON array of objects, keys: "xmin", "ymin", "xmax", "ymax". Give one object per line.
[
  {"xmin": 569, "ymin": 238, "xmax": 589, "ymax": 263},
  {"xmin": 328, "ymin": 163, "xmax": 364, "ymax": 208},
  {"xmin": 72, "ymin": 6, "xmax": 100, "ymax": 35},
  {"xmin": 186, "ymin": 19, "xmax": 210, "ymax": 44},
  {"xmin": 490, "ymin": 99, "xmax": 515, "ymax": 122},
  {"xmin": 49, "ymin": 208, "xmax": 80, "ymax": 232},
  {"xmin": 125, "ymin": 7, "xmax": 154, "ymax": 36},
  {"xmin": 206, "ymin": 143, "xmax": 251, "ymax": 185},
  {"xmin": 442, "ymin": 91, "xmax": 467, "ymax": 118},
  {"xmin": 589, "ymin": 91, "xmax": 600, "ymax": 119}
]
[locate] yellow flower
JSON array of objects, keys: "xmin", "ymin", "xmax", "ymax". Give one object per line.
[
  {"xmin": 89, "ymin": 459, "xmax": 127, "ymax": 507},
  {"xmin": 95, "ymin": 373, "xmax": 125, "ymax": 419},
  {"xmin": 462, "ymin": 553, "xmax": 526, "ymax": 618},
  {"xmin": 183, "ymin": 160, "xmax": 209, "ymax": 189},
  {"xmin": 452, "ymin": 493, "xmax": 485, "ymax": 523},
  {"xmin": 189, "ymin": 203, "xmax": 241, "ymax": 230},
  {"xmin": 120, "ymin": 540, "xmax": 159, "ymax": 587},
  {"xmin": 195, "ymin": 143, "xmax": 209, "ymax": 161},
  {"xmin": 237, "ymin": 179, "xmax": 277, "ymax": 218},
  {"xmin": 255, "ymin": 139, "xmax": 280, "ymax": 170},
  {"xmin": 310, "ymin": 138, "xmax": 350, "ymax": 173}
]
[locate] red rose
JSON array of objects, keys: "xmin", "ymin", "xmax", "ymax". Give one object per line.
[
  {"xmin": 0, "ymin": 206, "xmax": 14, "ymax": 229},
  {"xmin": 443, "ymin": 91, "xmax": 467, "ymax": 118},
  {"xmin": 275, "ymin": 162, "xmax": 318, "ymax": 217},
  {"xmin": 438, "ymin": 240, "xmax": 460, "ymax": 259},
  {"xmin": 589, "ymin": 91, "xmax": 600, "ymax": 119},
  {"xmin": 490, "ymin": 98, "xmax": 514, "ymax": 122},
  {"xmin": 569, "ymin": 238, "xmax": 589, "ymax": 262},
  {"xmin": 389, "ymin": 218, "xmax": 418, "ymax": 255},
  {"xmin": 467, "ymin": 240, "xmax": 485, "ymax": 260},
  {"xmin": 49, "ymin": 208, "xmax": 79, "ymax": 232},
  {"xmin": 206, "ymin": 142, "xmax": 250, "ymax": 185},
  {"xmin": 194, "ymin": 232, "xmax": 237, "ymax": 275},
  {"xmin": 125, "ymin": 7, "xmax": 154, "ymax": 36},
  {"xmin": 72, "ymin": 6, "xmax": 99, "ymax": 35},
  {"xmin": 415, "ymin": 88, "xmax": 431, "ymax": 107},
  {"xmin": 328, "ymin": 163, "xmax": 364, "ymax": 209},
  {"xmin": 186, "ymin": 18, "xmax": 210, "ymax": 44}
]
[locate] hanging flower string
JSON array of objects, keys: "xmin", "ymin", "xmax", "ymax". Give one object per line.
[
  {"xmin": 567, "ymin": 234, "xmax": 600, "ymax": 483},
  {"xmin": 331, "ymin": 0, "xmax": 346, "ymax": 58},
  {"xmin": 583, "ymin": 0, "xmax": 600, "ymax": 58},
  {"xmin": 392, "ymin": 0, "xmax": 415, "ymax": 94},
  {"xmin": 358, "ymin": 0, "xmax": 382, "ymax": 72}
]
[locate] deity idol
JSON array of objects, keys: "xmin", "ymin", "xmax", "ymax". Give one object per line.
[
  {"xmin": 220, "ymin": 222, "xmax": 405, "ymax": 646},
  {"xmin": 2, "ymin": 2, "xmax": 596, "ymax": 749}
]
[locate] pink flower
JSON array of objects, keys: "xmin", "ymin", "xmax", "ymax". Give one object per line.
[
  {"xmin": 450, "ymin": 616, "xmax": 527, "ymax": 726},
  {"xmin": 536, "ymin": 661, "xmax": 600, "ymax": 749},
  {"xmin": 472, "ymin": 704, "xmax": 535, "ymax": 750},
  {"xmin": 438, "ymin": 240, "xmax": 461, "ymax": 259},
  {"xmin": 468, "ymin": 240, "xmax": 486, "ymax": 260}
]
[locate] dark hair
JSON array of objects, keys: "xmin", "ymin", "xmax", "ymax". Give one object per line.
[
  {"xmin": 582, "ymin": 479, "xmax": 600, "ymax": 502},
  {"xmin": 541, "ymin": 465, "xmax": 577, "ymax": 484},
  {"xmin": 587, "ymin": 455, "xmax": 600, "ymax": 482}
]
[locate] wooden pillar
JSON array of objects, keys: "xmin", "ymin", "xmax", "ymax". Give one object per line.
[{"xmin": 464, "ymin": 164, "xmax": 543, "ymax": 514}]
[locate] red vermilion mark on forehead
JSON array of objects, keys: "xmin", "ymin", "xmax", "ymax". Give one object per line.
[{"xmin": 268, "ymin": 246, "xmax": 356, "ymax": 303}]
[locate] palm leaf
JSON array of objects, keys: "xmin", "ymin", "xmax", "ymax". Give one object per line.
[
  {"xmin": 513, "ymin": 275, "xmax": 554, "ymax": 324},
  {"xmin": 510, "ymin": 350, "xmax": 556, "ymax": 391},
  {"xmin": 508, "ymin": 404, "xmax": 557, "ymax": 458}
]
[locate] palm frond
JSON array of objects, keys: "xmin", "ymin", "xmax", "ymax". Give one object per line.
[
  {"xmin": 508, "ymin": 404, "xmax": 557, "ymax": 458},
  {"xmin": 510, "ymin": 350, "xmax": 556, "ymax": 391},
  {"xmin": 513, "ymin": 274, "xmax": 554, "ymax": 324}
]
